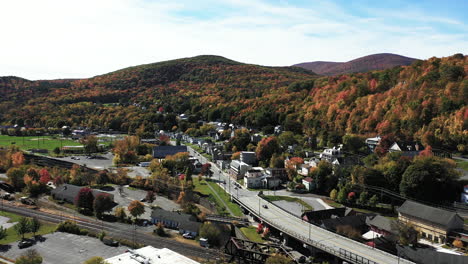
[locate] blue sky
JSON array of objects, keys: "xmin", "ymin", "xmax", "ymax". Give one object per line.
[{"xmin": 0, "ymin": 0, "xmax": 466, "ymax": 79}]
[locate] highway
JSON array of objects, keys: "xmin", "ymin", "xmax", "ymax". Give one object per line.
[
  {"xmin": 0, "ymin": 204, "xmax": 221, "ymax": 261},
  {"xmin": 185, "ymin": 145, "xmax": 414, "ymax": 264}
]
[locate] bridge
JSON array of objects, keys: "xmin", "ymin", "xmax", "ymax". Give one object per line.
[
  {"xmin": 205, "ymin": 214, "xmax": 250, "ymax": 226},
  {"xmin": 231, "ymin": 195, "xmax": 414, "ymax": 264}
]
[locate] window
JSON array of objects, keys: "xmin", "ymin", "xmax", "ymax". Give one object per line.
[
  {"xmin": 428, "ymin": 234, "xmax": 433, "ymax": 240},
  {"xmin": 421, "ymin": 232, "xmax": 426, "ymax": 238},
  {"xmin": 434, "ymin": 237, "xmax": 439, "ymax": 243}
]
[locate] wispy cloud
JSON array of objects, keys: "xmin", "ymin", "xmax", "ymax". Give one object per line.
[{"xmin": 0, "ymin": 0, "xmax": 466, "ymax": 79}]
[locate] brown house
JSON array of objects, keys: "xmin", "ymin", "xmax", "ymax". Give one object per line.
[{"xmin": 397, "ymin": 200, "xmax": 464, "ymax": 243}]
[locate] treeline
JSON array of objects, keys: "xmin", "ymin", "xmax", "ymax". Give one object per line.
[{"xmin": 0, "ymin": 54, "xmax": 466, "ymax": 150}]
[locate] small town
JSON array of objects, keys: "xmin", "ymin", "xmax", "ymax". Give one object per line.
[{"xmin": 0, "ymin": 1, "xmax": 467, "ymax": 264}]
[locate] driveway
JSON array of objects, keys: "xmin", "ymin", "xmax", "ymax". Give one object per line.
[{"xmin": 0, "ymin": 232, "xmax": 127, "ymax": 264}]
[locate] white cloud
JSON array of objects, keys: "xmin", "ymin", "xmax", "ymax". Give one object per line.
[{"xmin": 0, "ymin": 0, "xmax": 466, "ymax": 79}]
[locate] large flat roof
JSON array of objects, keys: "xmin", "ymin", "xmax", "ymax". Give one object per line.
[{"xmin": 105, "ymin": 246, "xmax": 199, "ymax": 264}]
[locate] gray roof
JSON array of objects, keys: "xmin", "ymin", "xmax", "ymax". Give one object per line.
[
  {"xmin": 321, "ymin": 214, "xmax": 374, "ymax": 231},
  {"xmin": 366, "ymin": 215, "xmax": 396, "ymax": 233},
  {"xmin": 397, "ymin": 200, "xmax": 462, "ymax": 227},
  {"xmin": 151, "ymin": 208, "xmax": 201, "ymax": 232},
  {"xmin": 51, "ymin": 184, "xmax": 114, "ymax": 204},
  {"xmin": 152, "ymin": 146, "xmax": 188, "ymax": 159}
]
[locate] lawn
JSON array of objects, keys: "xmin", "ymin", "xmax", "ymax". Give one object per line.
[
  {"xmin": 0, "ymin": 211, "xmax": 57, "ymax": 244},
  {"xmin": 240, "ymin": 226, "xmax": 266, "ymax": 243},
  {"xmin": 263, "ymin": 195, "xmax": 313, "ymax": 211},
  {"xmin": 0, "ymin": 135, "xmax": 80, "ymax": 152},
  {"xmin": 193, "ymin": 179, "xmax": 244, "ymax": 217},
  {"xmin": 456, "ymin": 160, "xmax": 468, "ymax": 171}
]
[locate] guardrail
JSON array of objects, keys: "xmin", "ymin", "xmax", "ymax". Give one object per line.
[{"xmin": 232, "ymin": 196, "xmax": 414, "ymax": 264}]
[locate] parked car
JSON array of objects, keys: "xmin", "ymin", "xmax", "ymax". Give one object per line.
[
  {"xmin": 262, "ymin": 204, "xmax": 268, "ymax": 209},
  {"xmin": 2, "ymin": 193, "xmax": 14, "ymax": 201},
  {"xmin": 18, "ymin": 239, "xmax": 33, "ymax": 249},
  {"xmin": 103, "ymin": 238, "xmax": 119, "ymax": 247},
  {"xmin": 182, "ymin": 233, "xmax": 195, "ymax": 239},
  {"xmin": 20, "ymin": 197, "xmax": 35, "ymax": 205}
]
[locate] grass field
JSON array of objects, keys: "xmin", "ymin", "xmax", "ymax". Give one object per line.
[
  {"xmin": 193, "ymin": 179, "xmax": 243, "ymax": 217},
  {"xmin": 263, "ymin": 195, "xmax": 313, "ymax": 210},
  {"xmin": 456, "ymin": 160, "xmax": 468, "ymax": 171},
  {"xmin": 0, "ymin": 135, "xmax": 80, "ymax": 152},
  {"xmin": 0, "ymin": 211, "xmax": 57, "ymax": 244},
  {"xmin": 240, "ymin": 226, "xmax": 266, "ymax": 243}
]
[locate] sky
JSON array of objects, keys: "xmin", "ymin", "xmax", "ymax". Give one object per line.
[{"xmin": 0, "ymin": 0, "xmax": 467, "ymax": 80}]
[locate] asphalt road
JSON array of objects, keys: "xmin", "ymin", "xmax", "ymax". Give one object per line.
[
  {"xmin": 237, "ymin": 195, "xmax": 414, "ymax": 264},
  {"xmin": 0, "ymin": 204, "xmax": 221, "ymax": 261}
]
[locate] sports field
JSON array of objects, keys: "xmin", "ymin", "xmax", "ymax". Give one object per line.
[{"xmin": 0, "ymin": 135, "xmax": 81, "ymax": 152}]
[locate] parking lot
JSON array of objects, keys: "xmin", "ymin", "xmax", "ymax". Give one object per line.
[{"xmin": 0, "ymin": 232, "xmax": 128, "ymax": 264}]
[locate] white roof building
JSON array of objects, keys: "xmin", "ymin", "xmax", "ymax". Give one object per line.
[{"xmin": 105, "ymin": 246, "xmax": 200, "ymax": 264}]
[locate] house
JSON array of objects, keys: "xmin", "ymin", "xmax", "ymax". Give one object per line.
[
  {"xmin": 250, "ymin": 134, "xmax": 263, "ymax": 144},
  {"xmin": 244, "ymin": 168, "xmax": 264, "ymax": 189},
  {"xmin": 461, "ymin": 185, "xmax": 468, "ymax": 204},
  {"xmin": 320, "ymin": 214, "xmax": 375, "ymax": 233},
  {"xmin": 265, "ymin": 168, "xmax": 288, "ymax": 182},
  {"xmin": 151, "ymin": 208, "xmax": 201, "ymax": 237},
  {"xmin": 389, "ymin": 142, "xmax": 423, "ymax": 158},
  {"xmin": 51, "ymin": 184, "xmax": 114, "ymax": 204},
  {"xmin": 365, "ymin": 136, "xmax": 381, "ymax": 152},
  {"xmin": 240, "ymin": 151, "xmax": 257, "ymax": 165},
  {"xmin": 105, "ymin": 246, "xmax": 200, "ymax": 264},
  {"xmin": 229, "ymin": 160, "xmax": 252, "ymax": 180},
  {"xmin": 366, "ymin": 215, "xmax": 397, "ymax": 237},
  {"xmin": 140, "ymin": 138, "xmax": 159, "ymax": 145},
  {"xmin": 397, "ymin": 200, "xmax": 464, "ymax": 243},
  {"xmin": 152, "ymin": 145, "xmax": 188, "ymax": 159},
  {"xmin": 301, "ymin": 207, "xmax": 354, "ymax": 225},
  {"xmin": 298, "ymin": 164, "xmax": 311, "ymax": 177},
  {"xmin": 319, "ymin": 146, "xmax": 343, "ymax": 163},
  {"xmin": 302, "ymin": 177, "xmax": 314, "ymax": 191}
]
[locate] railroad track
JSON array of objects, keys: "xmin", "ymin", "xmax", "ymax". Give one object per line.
[{"xmin": 1, "ymin": 204, "xmax": 223, "ymax": 260}]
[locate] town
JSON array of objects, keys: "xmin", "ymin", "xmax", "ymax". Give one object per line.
[{"xmin": 0, "ymin": 118, "xmax": 466, "ymax": 264}]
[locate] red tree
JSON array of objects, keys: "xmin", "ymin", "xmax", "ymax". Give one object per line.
[
  {"xmin": 39, "ymin": 168, "xmax": 51, "ymax": 184},
  {"xmin": 74, "ymin": 187, "xmax": 94, "ymax": 211}
]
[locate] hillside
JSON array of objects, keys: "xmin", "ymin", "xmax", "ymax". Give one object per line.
[
  {"xmin": 0, "ymin": 54, "xmax": 466, "ymax": 150},
  {"xmin": 294, "ymin": 53, "xmax": 417, "ymax": 75}
]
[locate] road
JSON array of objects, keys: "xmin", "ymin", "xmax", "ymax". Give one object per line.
[
  {"xmin": 0, "ymin": 204, "xmax": 221, "ymax": 261},
  {"xmin": 184, "ymin": 144, "xmax": 413, "ymax": 264},
  {"xmin": 236, "ymin": 195, "xmax": 413, "ymax": 264}
]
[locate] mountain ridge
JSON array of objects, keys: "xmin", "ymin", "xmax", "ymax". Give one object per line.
[{"xmin": 294, "ymin": 53, "xmax": 417, "ymax": 75}]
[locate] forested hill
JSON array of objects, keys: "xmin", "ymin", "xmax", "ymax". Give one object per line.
[
  {"xmin": 0, "ymin": 54, "xmax": 467, "ymax": 150},
  {"xmin": 294, "ymin": 53, "xmax": 416, "ymax": 75}
]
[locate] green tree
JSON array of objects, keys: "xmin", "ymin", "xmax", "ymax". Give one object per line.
[
  {"xmin": 29, "ymin": 217, "xmax": 41, "ymax": 237},
  {"xmin": 0, "ymin": 226, "xmax": 7, "ymax": 241},
  {"xmin": 199, "ymin": 222, "xmax": 221, "ymax": 246},
  {"xmin": 15, "ymin": 249, "xmax": 43, "ymax": 264},
  {"xmin": 7, "ymin": 167, "xmax": 26, "ymax": 190},
  {"xmin": 400, "ymin": 156, "xmax": 460, "ymax": 202},
  {"xmin": 309, "ymin": 161, "xmax": 334, "ymax": 193},
  {"xmin": 342, "ymin": 134, "xmax": 366, "ymax": 154},
  {"xmin": 155, "ymin": 222, "xmax": 166, "ymax": 236},
  {"xmin": 357, "ymin": 191, "xmax": 368, "ymax": 206},
  {"xmin": 80, "ymin": 135, "xmax": 98, "ymax": 155},
  {"xmin": 329, "ymin": 189, "xmax": 338, "ymax": 200},
  {"xmin": 82, "ymin": 256, "xmax": 109, "ymax": 264},
  {"xmin": 269, "ymin": 154, "xmax": 284, "ymax": 168},
  {"xmin": 114, "ymin": 207, "xmax": 127, "ymax": 222},
  {"xmin": 278, "ymin": 131, "xmax": 297, "ymax": 147},
  {"xmin": 368, "ymin": 195, "xmax": 378, "ymax": 207},
  {"xmin": 128, "ymin": 200, "xmax": 145, "ymax": 221},
  {"xmin": 53, "ymin": 147, "xmax": 61, "ymax": 155},
  {"xmin": 336, "ymin": 187, "xmax": 347, "ymax": 204},
  {"xmin": 393, "ymin": 221, "xmax": 418, "ymax": 246},
  {"xmin": 93, "ymin": 193, "xmax": 115, "ymax": 219},
  {"xmin": 15, "ymin": 217, "xmax": 31, "ymax": 240}
]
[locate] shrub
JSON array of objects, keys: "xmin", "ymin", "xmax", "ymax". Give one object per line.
[{"xmin": 56, "ymin": 221, "xmax": 83, "ymax": 235}]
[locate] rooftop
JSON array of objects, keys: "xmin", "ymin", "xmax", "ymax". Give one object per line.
[
  {"xmin": 105, "ymin": 246, "xmax": 200, "ymax": 264},
  {"xmin": 397, "ymin": 200, "xmax": 462, "ymax": 227}
]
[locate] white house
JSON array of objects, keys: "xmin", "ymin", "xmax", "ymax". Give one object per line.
[{"xmin": 302, "ymin": 177, "xmax": 314, "ymax": 191}]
